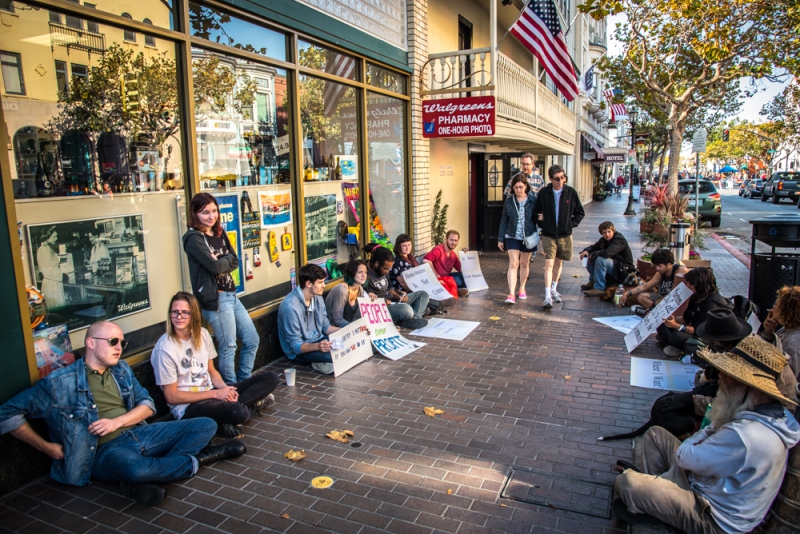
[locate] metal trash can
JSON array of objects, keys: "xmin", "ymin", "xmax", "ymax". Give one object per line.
[
  {"xmin": 668, "ymin": 222, "xmax": 691, "ymax": 262},
  {"xmin": 749, "ymin": 214, "xmax": 800, "ymax": 319}
]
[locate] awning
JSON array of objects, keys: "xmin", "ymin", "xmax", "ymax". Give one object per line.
[{"xmin": 581, "ymin": 132, "xmax": 605, "ymax": 160}]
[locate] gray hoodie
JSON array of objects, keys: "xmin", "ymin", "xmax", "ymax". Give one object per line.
[{"xmin": 676, "ymin": 402, "xmax": 800, "ymax": 533}]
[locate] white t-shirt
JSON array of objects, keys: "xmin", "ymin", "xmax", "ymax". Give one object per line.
[{"xmin": 151, "ymin": 329, "xmax": 217, "ymax": 419}]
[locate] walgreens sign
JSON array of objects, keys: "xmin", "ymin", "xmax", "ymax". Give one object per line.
[{"xmin": 422, "ymin": 96, "xmax": 496, "ymax": 138}]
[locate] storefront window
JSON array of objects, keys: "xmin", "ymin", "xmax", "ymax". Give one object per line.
[
  {"xmin": 189, "ymin": 3, "xmax": 287, "ymax": 62},
  {"xmin": 299, "ymin": 40, "xmax": 359, "ymax": 81},
  {"xmin": 366, "ymin": 63, "xmax": 407, "ymax": 95}
]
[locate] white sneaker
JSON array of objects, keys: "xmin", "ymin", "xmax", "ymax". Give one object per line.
[
  {"xmin": 551, "ymin": 290, "xmax": 562, "ymax": 303},
  {"xmin": 311, "ymin": 362, "xmax": 334, "ymax": 375},
  {"xmin": 542, "ymin": 296, "xmax": 553, "ymax": 309}
]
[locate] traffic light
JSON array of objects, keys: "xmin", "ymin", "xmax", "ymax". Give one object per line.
[
  {"xmin": 122, "ymin": 73, "xmax": 140, "ymax": 115},
  {"xmin": 644, "ymin": 151, "xmax": 651, "ymax": 164},
  {"xmin": 722, "ymin": 129, "xmax": 730, "ymax": 142}
]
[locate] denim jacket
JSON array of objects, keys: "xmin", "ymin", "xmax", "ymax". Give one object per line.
[{"xmin": 0, "ymin": 358, "xmax": 155, "ymax": 486}]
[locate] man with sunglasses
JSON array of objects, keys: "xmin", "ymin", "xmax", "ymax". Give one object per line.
[
  {"xmin": 532, "ymin": 165, "xmax": 585, "ymax": 309},
  {"xmin": 0, "ymin": 320, "xmax": 246, "ymax": 507}
]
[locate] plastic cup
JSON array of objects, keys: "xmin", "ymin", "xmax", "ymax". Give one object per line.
[
  {"xmin": 285, "ymin": 368, "xmax": 296, "ymax": 387},
  {"xmin": 581, "ymin": 256, "xmax": 589, "ymax": 268}
]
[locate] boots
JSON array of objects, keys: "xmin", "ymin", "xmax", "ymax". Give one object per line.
[{"xmin": 195, "ymin": 439, "xmax": 247, "ymax": 467}]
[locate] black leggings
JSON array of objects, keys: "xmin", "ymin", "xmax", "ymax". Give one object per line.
[
  {"xmin": 182, "ymin": 371, "xmax": 279, "ymax": 426},
  {"xmin": 656, "ymin": 324, "xmax": 700, "ymax": 353}
]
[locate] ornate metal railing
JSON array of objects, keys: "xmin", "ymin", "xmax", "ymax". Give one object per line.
[{"xmin": 49, "ymin": 22, "xmax": 106, "ymax": 55}]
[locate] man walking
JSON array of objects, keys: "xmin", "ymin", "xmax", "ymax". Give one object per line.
[
  {"xmin": 503, "ymin": 153, "xmax": 544, "ymax": 196},
  {"xmin": 533, "ymin": 165, "xmax": 585, "ymax": 308}
]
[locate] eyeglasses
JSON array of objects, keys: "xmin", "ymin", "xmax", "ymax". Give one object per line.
[
  {"xmin": 551, "ymin": 175, "xmax": 567, "ymax": 181},
  {"xmin": 170, "ymin": 310, "xmax": 192, "ymax": 318},
  {"xmin": 90, "ymin": 337, "xmax": 129, "ymax": 350}
]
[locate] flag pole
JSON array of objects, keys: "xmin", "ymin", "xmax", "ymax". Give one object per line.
[
  {"xmin": 496, "ymin": 0, "xmax": 532, "ymax": 50},
  {"xmin": 562, "ymin": 11, "xmax": 581, "ymax": 38}
]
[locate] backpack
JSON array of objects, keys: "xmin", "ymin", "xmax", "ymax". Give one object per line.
[{"xmin": 731, "ymin": 295, "xmax": 760, "ymax": 324}]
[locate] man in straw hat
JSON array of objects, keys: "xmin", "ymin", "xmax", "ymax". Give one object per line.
[{"xmin": 613, "ymin": 335, "xmax": 800, "ymax": 533}]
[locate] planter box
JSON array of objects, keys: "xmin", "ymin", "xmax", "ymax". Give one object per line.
[
  {"xmin": 639, "ymin": 220, "xmax": 669, "ymax": 236},
  {"xmin": 681, "ymin": 259, "xmax": 712, "ymax": 269},
  {"xmin": 636, "ymin": 257, "xmax": 658, "ymax": 282}
]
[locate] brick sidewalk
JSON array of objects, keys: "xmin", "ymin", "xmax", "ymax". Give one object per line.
[{"xmin": 0, "ymin": 194, "xmax": 749, "ymax": 534}]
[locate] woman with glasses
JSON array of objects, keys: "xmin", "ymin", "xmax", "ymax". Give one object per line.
[
  {"xmin": 364, "ymin": 243, "xmax": 429, "ymax": 329},
  {"xmin": 325, "ymin": 259, "xmax": 377, "ymax": 327},
  {"xmin": 151, "ymin": 292, "xmax": 279, "ymax": 438},
  {"xmin": 497, "ymin": 175, "xmax": 538, "ymax": 304},
  {"xmin": 183, "ymin": 193, "xmax": 259, "ymax": 384}
]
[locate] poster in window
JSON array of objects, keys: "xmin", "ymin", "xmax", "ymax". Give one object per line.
[
  {"xmin": 304, "ymin": 194, "xmax": 338, "ymax": 262},
  {"xmin": 258, "ymin": 190, "xmax": 292, "ymax": 228},
  {"xmin": 34, "ymin": 323, "xmax": 76, "ymax": 379},
  {"xmin": 27, "ymin": 215, "xmax": 151, "ymax": 331},
  {"xmin": 214, "ymin": 193, "xmax": 245, "ymax": 294}
]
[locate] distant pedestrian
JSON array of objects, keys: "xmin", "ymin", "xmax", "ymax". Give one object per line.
[
  {"xmin": 498, "ymin": 175, "xmax": 538, "ymax": 304},
  {"xmin": 503, "ymin": 153, "xmax": 544, "ymax": 196}
]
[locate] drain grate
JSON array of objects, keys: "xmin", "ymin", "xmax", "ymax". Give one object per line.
[{"xmin": 500, "ymin": 468, "xmax": 613, "ymax": 518}]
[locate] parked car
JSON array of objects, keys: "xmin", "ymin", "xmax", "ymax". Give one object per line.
[
  {"xmin": 762, "ymin": 171, "xmax": 800, "ymax": 204},
  {"xmin": 678, "ymin": 179, "xmax": 722, "ymax": 227},
  {"xmin": 744, "ymin": 179, "xmax": 764, "ymax": 198},
  {"xmin": 738, "ymin": 179, "xmax": 752, "ymax": 196}
]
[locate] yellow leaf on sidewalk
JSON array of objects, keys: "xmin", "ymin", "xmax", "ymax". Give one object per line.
[
  {"xmin": 564, "ymin": 375, "xmax": 572, "ymax": 380},
  {"xmin": 424, "ymin": 406, "xmax": 445, "ymax": 417},
  {"xmin": 326, "ymin": 429, "xmax": 355, "ymax": 443},
  {"xmin": 284, "ymin": 449, "xmax": 306, "ymax": 462}
]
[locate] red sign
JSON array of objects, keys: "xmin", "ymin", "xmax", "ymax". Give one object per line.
[{"xmin": 422, "ymin": 96, "xmax": 496, "ymax": 138}]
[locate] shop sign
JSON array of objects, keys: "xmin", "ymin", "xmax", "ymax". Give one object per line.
[
  {"xmin": 274, "ymin": 134, "xmax": 290, "ymax": 156},
  {"xmin": 605, "ymin": 154, "xmax": 626, "ymax": 162},
  {"xmin": 422, "ymin": 96, "xmax": 496, "ymax": 138},
  {"xmin": 340, "ymin": 102, "xmax": 403, "ymax": 145}
]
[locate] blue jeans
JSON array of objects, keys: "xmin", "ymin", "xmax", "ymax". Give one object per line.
[
  {"xmin": 388, "ymin": 291, "xmax": 429, "ymax": 322},
  {"xmin": 444, "ymin": 272, "xmax": 467, "ymax": 289},
  {"xmin": 586, "ymin": 257, "xmax": 615, "ymax": 290},
  {"xmin": 291, "ymin": 336, "xmax": 332, "ymax": 364},
  {"xmin": 202, "ymin": 291, "xmax": 259, "ymax": 384},
  {"xmin": 91, "ymin": 418, "xmax": 217, "ymax": 484}
]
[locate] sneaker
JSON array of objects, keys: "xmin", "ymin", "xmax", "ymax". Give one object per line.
[
  {"xmin": 580, "ymin": 281, "xmax": 594, "ymax": 290},
  {"xmin": 120, "ymin": 481, "xmax": 166, "ymax": 507},
  {"xmin": 400, "ymin": 318, "xmax": 428, "ymax": 329},
  {"xmin": 583, "ymin": 289, "xmax": 604, "ymax": 297},
  {"xmin": 542, "ymin": 296, "xmax": 553, "ymax": 309},
  {"xmin": 663, "ymin": 346, "xmax": 683, "ymax": 358},
  {"xmin": 630, "ymin": 305, "xmax": 647, "ymax": 317},
  {"xmin": 551, "ymin": 290, "xmax": 562, "ymax": 303},
  {"xmin": 505, "ymin": 295, "xmax": 516, "ymax": 304},
  {"xmin": 311, "ymin": 362, "xmax": 335, "ymax": 375},
  {"xmin": 253, "ymin": 393, "xmax": 276, "ymax": 412},
  {"xmin": 517, "ymin": 291, "xmax": 527, "ymax": 300},
  {"xmin": 457, "ymin": 288, "xmax": 469, "ymax": 297},
  {"xmin": 217, "ymin": 423, "xmax": 244, "ymax": 438}
]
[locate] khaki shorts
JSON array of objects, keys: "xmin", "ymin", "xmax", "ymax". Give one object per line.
[{"xmin": 541, "ymin": 235, "xmax": 573, "ymax": 261}]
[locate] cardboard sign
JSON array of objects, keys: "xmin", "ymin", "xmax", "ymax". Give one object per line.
[
  {"xmin": 458, "ymin": 251, "xmax": 489, "ymax": 292},
  {"xmin": 329, "ymin": 318, "xmax": 373, "ymax": 376},
  {"xmin": 624, "ymin": 283, "xmax": 694, "ymax": 352},
  {"xmin": 408, "ymin": 318, "xmax": 480, "ymax": 341},
  {"xmin": 422, "ymin": 96, "xmax": 496, "ymax": 138},
  {"xmin": 357, "ymin": 298, "xmax": 425, "ymax": 360},
  {"xmin": 401, "ymin": 263, "xmax": 451, "ymax": 301},
  {"xmin": 630, "ymin": 357, "xmax": 701, "ymax": 392},
  {"xmin": 593, "ymin": 315, "xmax": 642, "ymax": 335}
]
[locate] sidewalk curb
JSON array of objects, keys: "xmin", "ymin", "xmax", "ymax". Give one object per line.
[{"xmin": 710, "ymin": 233, "xmax": 751, "ymax": 269}]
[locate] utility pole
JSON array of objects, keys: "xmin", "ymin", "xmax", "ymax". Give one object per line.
[{"xmin": 624, "ymin": 110, "xmax": 639, "ymax": 216}]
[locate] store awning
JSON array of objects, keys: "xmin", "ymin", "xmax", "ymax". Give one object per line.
[{"xmin": 581, "ymin": 132, "xmax": 605, "ymax": 160}]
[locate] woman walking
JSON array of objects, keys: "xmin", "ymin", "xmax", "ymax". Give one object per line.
[
  {"xmin": 183, "ymin": 193, "xmax": 259, "ymax": 384},
  {"xmin": 497, "ymin": 175, "xmax": 538, "ymax": 304},
  {"xmin": 325, "ymin": 259, "xmax": 377, "ymax": 327}
]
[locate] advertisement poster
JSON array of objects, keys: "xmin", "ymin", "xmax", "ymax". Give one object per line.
[
  {"xmin": 329, "ymin": 317, "xmax": 373, "ymax": 376},
  {"xmin": 214, "ymin": 194, "xmax": 245, "ymax": 294},
  {"xmin": 624, "ymin": 283, "xmax": 693, "ymax": 352},
  {"xmin": 259, "ymin": 190, "xmax": 292, "ymax": 228},
  {"xmin": 305, "ymin": 195, "xmax": 338, "ymax": 262},
  {"xmin": 241, "ymin": 211, "xmax": 261, "ymax": 249},
  {"xmin": 458, "ymin": 251, "xmax": 489, "ymax": 292},
  {"xmin": 28, "ymin": 215, "xmax": 151, "ymax": 331},
  {"xmin": 422, "ymin": 96, "xmax": 496, "ymax": 138},
  {"xmin": 357, "ymin": 298, "xmax": 425, "ymax": 360},
  {"xmin": 34, "ymin": 323, "xmax": 75, "ymax": 379},
  {"xmin": 401, "ymin": 263, "xmax": 452, "ymax": 301},
  {"xmin": 630, "ymin": 357, "xmax": 701, "ymax": 392}
]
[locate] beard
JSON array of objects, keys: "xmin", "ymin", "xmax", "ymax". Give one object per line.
[{"xmin": 709, "ymin": 378, "xmax": 752, "ymax": 428}]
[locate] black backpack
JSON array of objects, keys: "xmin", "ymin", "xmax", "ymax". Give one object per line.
[{"xmin": 731, "ymin": 295, "xmax": 760, "ymax": 324}]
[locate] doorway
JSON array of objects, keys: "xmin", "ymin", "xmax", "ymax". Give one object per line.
[{"xmin": 474, "ymin": 153, "xmax": 523, "ymax": 251}]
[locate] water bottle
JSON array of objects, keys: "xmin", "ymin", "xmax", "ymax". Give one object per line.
[{"xmin": 614, "ymin": 284, "xmax": 625, "ymax": 306}]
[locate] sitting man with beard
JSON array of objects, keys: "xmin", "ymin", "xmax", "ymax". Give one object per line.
[{"xmin": 613, "ymin": 335, "xmax": 800, "ymax": 534}]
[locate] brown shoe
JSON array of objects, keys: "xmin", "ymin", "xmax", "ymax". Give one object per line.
[
  {"xmin": 457, "ymin": 288, "xmax": 469, "ymax": 297},
  {"xmin": 584, "ymin": 289, "xmax": 605, "ymax": 297},
  {"xmin": 580, "ymin": 282, "xmax": 594, "ymax": 290}
]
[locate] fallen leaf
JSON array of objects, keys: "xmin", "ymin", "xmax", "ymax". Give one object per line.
[
  {"xmin": 284, "ymin": 449, "xmax": 306, "ymax": 462},
  {"xmin": 500, "ymin": 504, "xmax": 507, "ymax": 507},
  {"xmin": 281, "ymin": 513, "xmax": 290, "ymax": 519},
  {"xmin": 311, "ymin": 476, "xmax": 334, "ymax": 488},
  {"xmin": 572, "ymin": 274, "xmax": 580, "ymax": 278},
  {"xmin": 489, "ymin": 316, "xmax": 500, "ymax": 320},
  {"xmin": 326, "ymin": 429, "xmax": 355, "ymax": 443},
  {"xmin": 580, "ymin": 367, "xmax": 584, "ymax": 370},
  {"xmin": 311, "ymin": 385, "xmax": 316, "ymax": 388},
  {"xmin": 564, "ymin": 375, "xmax": 572, "ymax": 380},
  {"xmin": 447, "ymin": 489, "xmax": 453, "ymax": 494},
  {"xmin": 424, "ymin": 406, "xmax": 445, "ymax": 417}
]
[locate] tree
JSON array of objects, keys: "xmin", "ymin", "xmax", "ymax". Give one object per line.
[
  {"xmin": 704, "ymin": 119, "xmax": 774, "ymax": 170},
  {"xmin": 581, "ymin": 0, "xmax": 795, "ymax": 194},
  {"xmin": 762, "ymin": 80, "xmax": 800, "ymax": 167}
]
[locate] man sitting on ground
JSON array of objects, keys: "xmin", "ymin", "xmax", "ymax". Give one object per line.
[
  {"xmin": 0, "ymin": 320, "xmax": 245, "ymax": 507},
  {"xmin": 580, "ymin": 221, "xmax": 634, "ymax": 297},
  {"xmin": 613, "ymin": 336, "xmax": 800, "ymax": 533},
  {"xmin": 619, "ymin": 248, "xmax": 689, "ymax": 313},
  {"xmin": 278, "ymin": 263, "xmax": 341, "ymax": 375},
  {"xmin": 424, "ymin": 229, "xmax": 469, "ymax": 297}
]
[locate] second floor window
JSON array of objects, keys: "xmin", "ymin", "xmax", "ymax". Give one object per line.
[
  {"xmin": 85, "ymin": 3, "xmax": 99, "ymax": 33},
  {"xmin": 71, "ymin": 63, "xmax": 88, "ymax": 83},
  {"xmin": 1, "ymin": 51, "xmax": 25, "ymax": 95},
  {"xmin": 121, "ymin": 13, "xmax": 136, "ymax": 42},
  {"xmin": 55, "ymin": 60, "xmax": 68, "ymax": 95},
  {"xmin": 143, "ymin": 19, "xmax": 156, "ymax": 47}
]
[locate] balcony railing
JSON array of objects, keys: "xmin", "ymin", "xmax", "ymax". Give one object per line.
[
  {"xmin": 422, "ymin": 49, "xmax": 575, "ymax": 144},
  {"xmin": 49, "ymin": 22, "xmax": 106, "ymax": 55}
]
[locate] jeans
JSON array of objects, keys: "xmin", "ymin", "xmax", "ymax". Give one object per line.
[
  {"xmin": 202, "ymin": 291, "xmax": 259, "ymax": 384},
  {"xmin": 388, "ymin": 291, "xmax": 429, "ymax": 323},
  {"xmin": 586, "ymin": 257, "xmax": 615, "ymax": 290},
  {"xmin": 291, "ymin": 336, "xmax": 333, "ymax": 364},
  {"xmin": 444, "ymin": 272, "xmax": 467, "ymax": 289},
  {"xmin": 183, "ymin": 372, "xmax": 279, "ymax": 425},
  {"xmin": 91, "ymin": 418, "xmax": 217, "ymax": 484}
]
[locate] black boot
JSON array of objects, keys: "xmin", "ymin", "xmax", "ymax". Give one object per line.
[
  {"xmin": 195, "ymin": 439, "xmax": 247, "ymax": 467},
  {"xmin": 119, "ymin": 481, "xmax": 166, "ymax": 507}
]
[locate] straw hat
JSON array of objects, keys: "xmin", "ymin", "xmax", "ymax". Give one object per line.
[{"xmin": 698, "ymin": 336, "xmax": 797, "ymax": 406}]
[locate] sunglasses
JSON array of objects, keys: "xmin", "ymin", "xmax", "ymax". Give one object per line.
[
  {"xmin": 551, "ymin": 175, "xmax": 567, "ymax": 181},
  {"xmin": 90, "ymin": 337, "xmax": 129, "ymax": 350},
  {"xmin": 170, "ymin": 310, "xmax": 192, "ymax": 318}
]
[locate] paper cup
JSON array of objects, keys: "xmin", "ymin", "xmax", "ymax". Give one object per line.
[
  {"xmin": 284, "ymin": 368, "xmax": 296, "ymax": 387},
  {"xmin": 581, "ymin": 256, "xmax": 589, "ymax": 268}
]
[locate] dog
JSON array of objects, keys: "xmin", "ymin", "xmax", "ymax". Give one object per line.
[{"xmin": 599, "ymin": 270, "xmax": 640, "ymax": 302}]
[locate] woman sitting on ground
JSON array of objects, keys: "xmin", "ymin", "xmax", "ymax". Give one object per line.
[
  {"xmin": 762, "ymin": 286, "xmax": 800, "ymax": 379},
  {"xmin": 364, "ymin": 243, "xmax": 430, "ymax": 329},
  {"xmin": 658, "ymin": 267, "xmax": 731, "ymax": 358},
  {"xmin": 390, "ymin": 234, "xmax": 454, "ymax": 308},
  {"xmin": 325, "ymin": 259, "xmax": 377, "ymax": 327}
]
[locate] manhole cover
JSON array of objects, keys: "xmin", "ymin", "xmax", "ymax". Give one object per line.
[{"xmin": 500, "ymin": 468, "xmax": 612, "ymax": 518}]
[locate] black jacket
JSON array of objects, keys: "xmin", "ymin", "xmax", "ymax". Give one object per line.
[
  {"xmin": 582, "ymin": 232, "xmax": 634, "ymax": 276},
  {"xmin": 684, "ymin": 291, "xmax": 732, "ymax": 328},
  {"xmin": 497, "ymin": 192, "xmax": 538, "ymax": 243},
  {"xmin": 182, "ymin": 229, "xmax": 238, "ymax": 311},
  {"xmin": 532, "ymin": 184, "xmax": 585, "ymax": 237}
]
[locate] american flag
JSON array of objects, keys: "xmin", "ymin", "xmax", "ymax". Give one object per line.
[
  {"xmin": 604, "ymin": 88, "xmax": 627, "ymax": 121},
  {"xmin": 509, "ymin": 0, "xmax": 578, "ymax": 102},
  {"xmin": 323, "ymin": 51, "xmax": 356, "ymax": 116}
]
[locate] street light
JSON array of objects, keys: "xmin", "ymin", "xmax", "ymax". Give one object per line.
[{"xmin": 624, "ymin": 109, "xmax": 639, "ymax": 216}]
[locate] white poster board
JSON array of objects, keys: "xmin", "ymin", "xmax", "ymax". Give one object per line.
[
  {"xmin": 593, "ymin": 315, "xmax": 642, "ymax": 334},
  {"xmin": 329, "ymin": 318, "xmax": 373, "ymax": 377},
  {"xmin": 458, "ymin": 251, "xmax": 489, "ymax": 292},
  {"xmin": 357, "ymin": 298, "xmax": 425, "ymax": 360},
  {"xmin": 401, "ymin": 263, "xmax": 452, "ymax": 301},
  {"xmin": 409, "ymin": 318, "xmax": 480, "ymax": 341},
  {"xmin": 630, "ymin": 357, "xmax": 700, "ymax": 392},
  {"xmin": 624, "ymin": 283, "xmax": 693, "ymax": 352},
  {"xmin": 632, "ymin": 185, "xmax": 641, "ymax": 200}
]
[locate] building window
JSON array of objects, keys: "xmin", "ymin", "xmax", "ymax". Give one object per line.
[
  {"xmin": 1, "ymin": 51, "xmax": 25, "ymax": 95},
  {"xmin": 55, "ymin": 60, "xmax": 68, "ymax": 95},
  {"xmin": 85, "ymin": 3, "xmax": 99, "ymax": 33},
  {"xmin": 71, "ymin": 63, "xmax": 88, "ymax": 82},
  {"xmin": 65, "ymin": 0, "xmax": 83, "ymax": 29},
  {"xmin": 121, "ymin": 13, "xmax": 136, "ymax": 42},
  {"xmin": 143, "ymin": 19, "xmax": 156, "ymax": 47},
  {"xmin": 0, "ymin": 0, "xmax": 15, "ymax": 13},
  {"xmin": 49, "ymin": 10, "xmax": 61, "ymax": 23}
]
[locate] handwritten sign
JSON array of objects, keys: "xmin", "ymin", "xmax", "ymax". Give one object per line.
[
  {"xmin": 329, "ymin": 318, "xmax": 373, "ymax": 376},
  {"xmin": 630, "ymin": 357, "xmax": 700, "ymax": 391},
  {"xmin": 624, "ymin": 283, "xmax": 693, "ymax": 352},
  {"xmin": 401, "ymin": 263, "xmax": 451, "ymax": 301},
  {"xmin": 408, "ymin": 318, "xmax": 480, "ymax": 341},
  {"xmin": 357, "ymin": 298, "xmax": 425, "ymax": 360},
  {"xmin": 458, "ymin": 251, "xmax": 488, "ymax": 292},
  {"xmin": 593, "ymin": 315, "xmax": 642, "ymax": 335}
]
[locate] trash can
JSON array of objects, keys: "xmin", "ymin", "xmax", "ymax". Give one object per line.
[
  {"xmin": 749, "ymin": 214, "xmax": 800, "ymax": 319},
  {"xmin": 668, "ymin": 222, "xmax": 691, "ymax": 262}
]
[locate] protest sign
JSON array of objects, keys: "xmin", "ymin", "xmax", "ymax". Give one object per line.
[
  {"xmin": 329, "ymin": 318, "xmax": 373, "ymax": 377},
  {"xmin": 593, "ymin": 316, "xmax": 642, "ymax": 335},
  {"xmin": 458, "ymin": 251, "xmax": 489, "ymax": 292},
  {"xmin": 624, "ymin": 283, "xmax": 693, "ymax": 352},
  {"xmin": 629, "ymin": 357, "xmax": 700, "ymax": 392},
  {"xmin": 401, "ymin": 263, "xmax": 451, "ymax": 301},
  {"xmin": 357, "ymin": 298, "xmax": 425, "ymax": 360},
  {"xmin": 409, "ymin": 318, "xmax": 480, "ymax": 341}
]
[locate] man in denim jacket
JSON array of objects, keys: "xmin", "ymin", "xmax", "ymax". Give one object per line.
[{"xmin": 0, "ymin": 321, "xmax": 246, "ymax": 507}]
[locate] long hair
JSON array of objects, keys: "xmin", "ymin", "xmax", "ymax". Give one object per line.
[
  {"xmin": 685, "ymin": 267, "xmax": 717, "ymax": 302},
  {"xmin": 188, "ymin": 193, "xmax": 223, "ymax": 237},
  {"xmin": 364, "ymin": 243, "xmax": 393, "ymax": 271},
  {"xmin": 166, "ymin": 291, "xmax": 203, "ymax": 350},
  {"xmin": 343, "ymin": 259, "xmax": 367, "ymax": 286}
]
